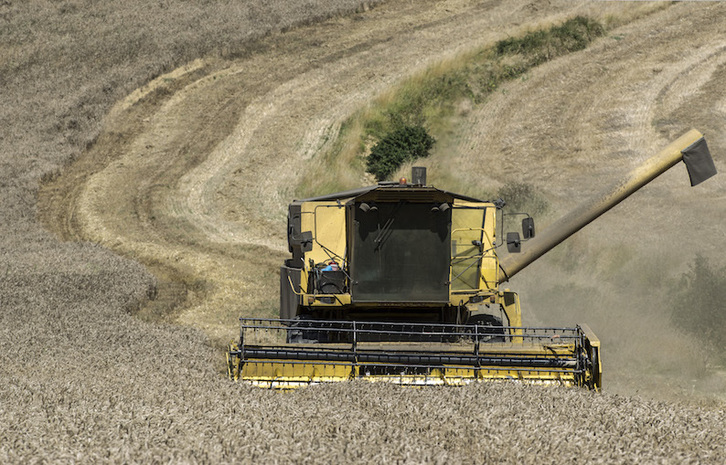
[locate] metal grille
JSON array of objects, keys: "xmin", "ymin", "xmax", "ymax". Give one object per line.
[{"xmin": 228, "ymin": 318, "xmax": 599, "ymax": 389}]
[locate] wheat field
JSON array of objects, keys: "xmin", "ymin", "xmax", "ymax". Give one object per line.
[{"xmin": 3, "ymin": 0, "xmax": 726, "ymax": 462}]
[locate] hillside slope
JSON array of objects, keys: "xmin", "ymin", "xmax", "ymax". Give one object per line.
[
  {"xmin": 1, "ymin": 0, "xmax": 725, "ymax": 462},
  {"xmin": 41, "ymin": 0, "xmax": 603, "ymax": 343},
  {"xmin": 40, "ymin": 1, "xmax": 726, "ymax": 398}
]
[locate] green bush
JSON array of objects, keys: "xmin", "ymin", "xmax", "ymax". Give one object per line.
[
  {"xmin": 366, "ymin": 125, "xmax": 435, "ymax": 181},
  {"xmin": 671, "ymin": 255, "xmax": 726, "ymax": 360},
  {"xmin": 495, "ymin": 16, "xmax": 605, "ymax": 63},
  {"xmin": 497, "ymin": 182, "xmax": 549, "ymax": 216},
  {"xmin": 354, "ymin": 16, "xmax": 605, "ymax": 182}
]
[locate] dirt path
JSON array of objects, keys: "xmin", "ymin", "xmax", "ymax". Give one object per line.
[
  {"xmin": 459, "ymin": 3, "xmax": 726, "ymax": 222},
  {"xmin": 39, "ymin": 0, "xmax": 726, "ymax": 365},
  {"xmin": 38, "ymin": 0, "xmax": 589, "ymax": 344}
]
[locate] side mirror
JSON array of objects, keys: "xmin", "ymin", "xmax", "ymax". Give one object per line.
[
  {"xmin": 506, "ymin": 232, "xmax": 521, "ymax": 253},
  {"xmin": 291, "ymin": 230, "xmax": 313, "ymax": 252},
  {"xmin": 522, "ymin": 217, "xmax": 535, "ymax": 239}
]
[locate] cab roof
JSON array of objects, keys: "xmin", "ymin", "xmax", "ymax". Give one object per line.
[{"xmin": 292, "ymin": 184, "xmax": 489, "ymax": 205}]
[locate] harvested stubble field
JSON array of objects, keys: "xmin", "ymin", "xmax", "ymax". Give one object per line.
[{"xmin": 3, "ymin": 0, "xmax": 726, "ymax": 462}]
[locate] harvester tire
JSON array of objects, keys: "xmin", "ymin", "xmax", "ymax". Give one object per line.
[{"xmin": 466, "ymin": 314, "xmax": 505, "ymax": 342}]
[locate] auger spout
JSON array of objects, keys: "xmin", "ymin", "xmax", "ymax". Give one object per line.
[{"xmin": 498, "ymin": 129, "xmax": 716, "ymax": 283}]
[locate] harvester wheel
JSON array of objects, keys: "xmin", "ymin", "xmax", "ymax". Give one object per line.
[
  {"xmin": 466, "ymin": 314, "xmax": 505, "ymax": 342},
  {"xmin": 286, "ymin": 315, "xmax": 325, "ymax": 343}
]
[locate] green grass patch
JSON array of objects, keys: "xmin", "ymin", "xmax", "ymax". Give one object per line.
[
  {"xmin": 496, "ymin": 181, "xmax": 550, "ymax": 236},
  {"xmin": 494, "ymin": 16, "xmax": 604, "ymax": 62},
  {"xmin": 325, "ymin": 16, "xmax": 605, "ymax": 182},
  {"xmin": 497, "ymin": 182, "xmax": 549, "ymax": 217}
]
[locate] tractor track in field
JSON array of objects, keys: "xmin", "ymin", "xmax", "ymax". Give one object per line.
[
  {"xmin": 39, "ymin": 0, "xmax": 726, "ymax": 362},
  {"xmin": 39, "ymin": 0, "xmax": 599, "ymax": 344},
  {"xmin": 8, "ymin": 1, "xmax": 726, "ymax": 462}
]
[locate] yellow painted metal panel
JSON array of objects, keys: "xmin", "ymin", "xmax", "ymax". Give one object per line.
[
  {"xmin": 450, "ymin": 200, "xmax": 498, "ymax": 293},
  {"xmin": 481, "ymin": 207, "xmax": 498, "ymax": 288},
  {"xmin": 236, "ymin": 360, "xmax": 580, "ymax": 389},
  {"xmin": 300, "ymin": 201, "xmax": 346, "ymax": 266},
  {"xmin": 579, "ymin": 323, "xmax": 602, "ymax": 391},
  {"xmin": 450, "ymin": 200, "xmax": 485, "ymax": 292}
]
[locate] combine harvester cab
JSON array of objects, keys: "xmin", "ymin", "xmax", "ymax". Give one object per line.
[{"xmin": 228, "ymin": 129, "xmax": 715, "ymax": 390}]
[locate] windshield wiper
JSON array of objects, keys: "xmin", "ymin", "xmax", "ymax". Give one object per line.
[{"xmin": 373, "ymin": 201, "xmax": 404, "ymax": 250}]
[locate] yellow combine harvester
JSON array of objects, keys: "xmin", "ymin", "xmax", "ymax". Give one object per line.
[{"xmin": 228, "ymin": 129, "xmax": 716, "ymax": 389}]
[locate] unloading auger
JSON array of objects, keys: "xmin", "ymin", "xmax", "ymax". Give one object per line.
[{"xmin": 228, "ymin": 129, "xmax": 716, "ymax": 389}]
